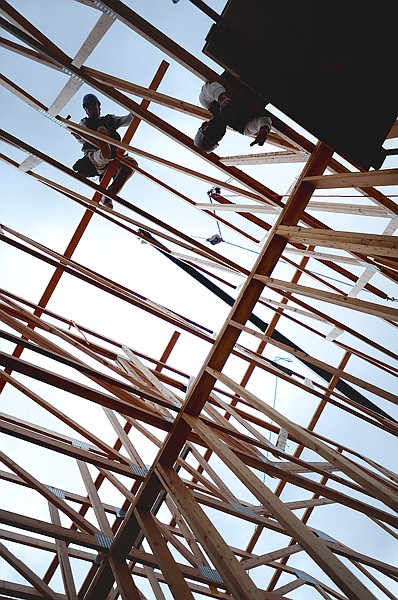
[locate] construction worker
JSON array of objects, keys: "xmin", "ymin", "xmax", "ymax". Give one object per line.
[
  {"xmin": 194, "ymin": 72, "xmax": 272, "ymax": 153},
  {"xmin": 72, "ymin": 93, "xmax": 138, "ymax": 209}
]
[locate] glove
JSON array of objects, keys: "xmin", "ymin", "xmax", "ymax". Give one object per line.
[
  {"xmin": 218, "ymin": 92, "xmax": 232, "ymax": 111},
  {"xmin": 250, "ymin": 124, "xmax": 271, "ymax": 147}
]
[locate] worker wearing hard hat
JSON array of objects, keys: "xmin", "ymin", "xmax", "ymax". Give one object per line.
[
  {"xmin": 72, "ymin": 93, "xmax": 138, "ymax": 209},
  {"xmin": 194, "ymin": 73, "xmax": 272, "ymax": 153}
]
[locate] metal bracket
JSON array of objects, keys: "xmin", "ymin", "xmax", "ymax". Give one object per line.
[
  {"xmin": 93, "ymin": 1, "xmax": 116, "ymax": 17},
  {"xmin": 312, "ymin": 528, "xmax": 338, "ymax": 543},
  {"xmin": 72, "ymin": 439, "xmax": 90, "ymax": 450},
  {"xmin": 114, "ymin": 507, "xmax": 127, "ymax": 519},
  {"xmin": 199, "ymin": 565, "xmax": 223, "ymax": 584},
  {"xmin": 130, "ymin": 463, "xmax": 149, "ymax": 478},
  {"xmin": 294, "ymin": 569, "xmax": 317, "ymax": 586},
  {"xmin": 61, "ymin": 67, "xmax": 85, "ymax": 83},
  {"xmin": 38, "ymin": 109, "xmax": 67, "ymax": 127},
  {"xmin": 95, "ymin": 533, "xmax": 113, "ymax": 549},
  {"xmin": 230, "ymin": 502, "xmax": 258, "ymax": 519},
  {"xmin": 47, "ymin": 486, "xmax": 66, "ymax": 499}
]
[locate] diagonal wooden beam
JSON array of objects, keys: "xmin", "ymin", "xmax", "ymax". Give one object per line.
[
  {"xmin": 0, "ymin": 53, "xmax": 169, "ymax": 393},
  {"xmin": 207, "ymin": 370, "xmax": 398, "ymax": 513},
  {"xmin": 156, "ymin": 464, "xmax": 269, "ymax": 600},
  {"xmin": 256, "ymin": 276, "xmax": 398, "ymax": 323},
  {"xmin": 109, "ymin": 557, "xmax": 143, "ymax": 600},
  {"xmin": 185, "ymin": 414, "xmax": 377, "ymax": 600},
  {"xmin": 0, "ymin": 541, "xmax": 61, "ymax": 600},
  {"xmin": 48, "ymin": 504, "xmax": 79, "ymax": 600},
  {"xmin": 135, "ymin": 508, "xmax": 195, "ymax": 600},
  {"xmin": 80, "ymin": 143, "xmax": 333, "ymax": 600}
]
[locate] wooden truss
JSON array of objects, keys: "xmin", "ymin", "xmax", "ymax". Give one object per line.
[{"xmin": 0, "ymin": 1, "xmax": 397, "ymax": 599}]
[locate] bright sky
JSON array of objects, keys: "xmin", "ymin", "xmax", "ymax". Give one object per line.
[{"xmin": 1, "ymin": 1, "xmax": 397, "ymax": 598}]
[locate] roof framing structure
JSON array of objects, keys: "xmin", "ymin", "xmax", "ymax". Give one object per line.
[{"xmin": 0, "ymin": 1, "xmax": 397, "ymax": 599}]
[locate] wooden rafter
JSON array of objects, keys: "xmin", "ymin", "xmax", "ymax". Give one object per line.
[{"xmin": 0, "ymin": 2, "xmax": 397, "ymax": 600}]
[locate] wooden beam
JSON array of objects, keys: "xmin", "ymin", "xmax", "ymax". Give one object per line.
[
  {"xmin": 194, "ymin": 201, "xmax": 392, "ymax": 217},
  {"xmin": 0, "ymin": 541, "xmax": 61, "ymax": 600},
  {"xmin": 0, "ymin": 352, "xmax": 171, "ymax": 430},
  {"xmin": 304, "ymin": 168, "xmax": 398, "ymax": 189},
  {"xmin": 241, "ymin": 544, "xmax": 303, "ymax": 570},
  {"xmin": 109, "ymin": 557, "xmax": 143, "ymax": 600},
  {"xmin": 0, "ymin": 580, "xmax": 65, "ymax": 600},
  {"xmin": 220, "ymin": 151, "xmax": 306, "ymax": 166},
  {"xmin": 0, "ymin": 450, "xmax": 101, "ymax": 535},
  {"xmin": 156, "ymin": 465, "xmax": 268, "ymax": 600},
  {"xmin": 81, "ymin": 143, "xmax": 334, "ymax": 600},
  {"xmin": 134, "ymin": 508, "xmax": 195, "ymax": 600},
  {"xmin": 48, "ymin": 504, "xmax": 79, "ymax": 600},
  {"xmin": 0, "ymin": 527, "xmax": 93, "ymax": 561},
  {"xmin": 77, "ymin": 462, "xmax": 113, "ymax": 536},
  {"xmin": 305, "ymin": 201, "xmax": 391, "ymax": 217},
  {"xmin": 283, "ymin": 247, "xmax": 382, "ymax": 266},
  {"xmin": 207, "ymin": 371, "xmax": 398, "ymax": 513},
  {"xmin": 256, "ymin": 276, "xmax": 398, "ymax": 323},
  {"xmin": 277, "ymin": 225, "xmax": 398, "ymax": 258},
  {"xmin": 0, "ymin": 510, "xmax": 103, "ymax": 551},
  {"xmin": 229, "ymin": 320, "xmax": 397, "ymax": 404},
  {"xmin": 185, "ymin": 415, "xmax": 377, "ymax": 600},
  {"xmin": 0, "ymin": 418, "xmax": 145, "ymax": 479}
]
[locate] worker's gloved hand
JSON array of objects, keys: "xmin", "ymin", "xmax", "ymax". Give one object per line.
[
  {"xmin": 250, "ymin": 124, "xmax": 271, "ymax": 147},
  {"xmin": 218, "ymin": 92, "xmax": 233, "ymax": 113}
]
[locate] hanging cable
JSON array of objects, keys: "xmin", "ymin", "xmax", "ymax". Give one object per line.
[{"xmin": 207, "ymin": 186, "xmax": 224, "ymax": 243}]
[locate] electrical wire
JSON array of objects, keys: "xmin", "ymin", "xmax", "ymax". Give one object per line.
[{"xmin": 198, "ymin": 188, "xmax": 397, "ymax": 301}]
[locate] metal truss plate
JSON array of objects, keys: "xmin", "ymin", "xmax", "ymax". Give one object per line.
[
  {"xmin": 230, "ymin": 502, "xmax": 258, "ymax": 519},
  {"xmin": 294, "ymin": 569, "xmax": 317, "ymax": 586},
  {"xmin": 312, "ymin": 528, "xmax": 338, "ymax": 543},
  {"xmin": 199, "ymin": 565, "xmax": 224, "ymax": 584},
  {"xmin": 47, "ymin": 486, "xmax": 65, "ymax": 499},
  {"xmin": 95, "ymin": 533, "xmax": 113, "ymax": 549},
  {"xmin": 72, "ymin": 439, "xmax": 90, "ymax": 450},
  {"xmin": 130, "ymin": 464, "xmax": 149, "ymax": 477}
]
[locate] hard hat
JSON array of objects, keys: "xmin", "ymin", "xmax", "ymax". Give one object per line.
[
  {"xmin": 194, "ymin": 126, "xmax": 220, "ymax": 153},
  {"xmin": 82, "ymin": 93, "xmax": 100, "ymax": 107}
]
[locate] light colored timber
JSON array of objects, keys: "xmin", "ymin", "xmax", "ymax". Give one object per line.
[
  {"xmin": 304, "ymin": 168, "xmax": 398, "ymax": 189},
  {"xmin": 277, "ymin": 225, "xmax": 398, "ymax": 258},
  {"xmin": 185, "ymin": 414, "xmax": 378, "ymax": 600},
  {"xmin": 255, "ymin": 276, "xmax": 398, "ymax": 322},
  {"xmin": 48, "ymin": 504, "xmax": 78, "ymax": 600},
  {"xmin": 195, "ymin": 201, "xmax": 391, "ymax": 216},
  {"xmin": 0, "ymin": 541, "xmax": 61, "ymax": 600},
  {"xmin": 156, "ymin": 464, "xmax": 273, "ymax": 600},
  {"xmin": 206, "ymin": 371, "xmax": 398, "ymax": 513},
  {"xmin": 220, "ymin": 150, "xmax": 307, "ymax": 165}
]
